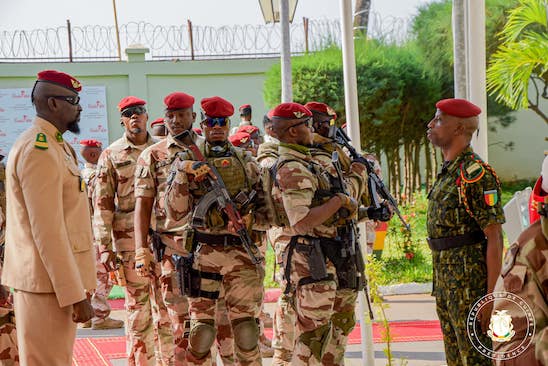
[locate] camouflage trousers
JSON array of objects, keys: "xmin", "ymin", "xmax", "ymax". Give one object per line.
[
  {"xmin": 121, "ymin": 250, "xmax": 173, "ymax": 366},
  {"xmin": 285, "ymin": 242, "xmax": 337, "ymax": 366},
  {"xmin": 321, "ymin": 289, "xmax": 357, "ymax": 365},
  {"xmin": 91, "ymin": 244, "xmax": 114, "ymax": 321},
  {"xmin": 185, "ymin": 242, "xmax": 264, "ymax": 366},
  {"xmin": 432, "ymin": 244, "xmax": 491, "ymax": 366},
  {"xmin": 0, "ymin": 291, "xmax": 18, "ymax": 366},
  {"xmin": 272, "ymin": 291, "xmax": 296, "ymax": 365},
  {"xmin": 160, "ymin": 246, "xmax": 191, "ymax": 366},
  {"xmin": 214, "ymin": 296, "xmax": 235, "ymax": 366}
]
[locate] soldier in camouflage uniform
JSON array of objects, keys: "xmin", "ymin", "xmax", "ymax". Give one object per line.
[
  {"xmin": 164, "ymin": 96, "xmax": 266, "ymax": 366},
  {"xmin": 94, "ymin": 96, "xmax": 173, "ymax": 365},
  {"xmin": 0, "ymin": 156, "xmax": 19, "ymax": 365},
  {"xmin": 491, "ymin": 161, "xmax": 547, "ymax": 366},
  {"xmin": 269, "ymin": 102, "xmax": 365, "ymax": 365},
  {"xmin": 426, "ymin": 98, "xmax": 505, "ymax": 366},
  {"xmin": 134, "ymin": 92, "xmax": 204, "ymax": 365},
  {"xmin": 80, "ymin": 139, "xmax": 125, "ymax": 330}
]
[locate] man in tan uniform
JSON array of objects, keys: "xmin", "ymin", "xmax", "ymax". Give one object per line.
[
  {"xmin": 94, "ymin": 96, "xmax": 173, "ymax": 365},
  {"xmin": 0, "ymin": 155, "xmax": 19, "ymax": 365},
  {"xmin": 1, "ymin": 70, "xmax": 96, "ymax": 365},
  {"xmin": 80, "ymin": 139, "xmax": 124, "ymax": 330}
]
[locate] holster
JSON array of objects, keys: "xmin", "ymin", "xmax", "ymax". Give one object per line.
[
  {"xmin": 296, "ymin": 238, "xmax": 328, "ymax": 281},
  {"xmin": 149, "ymin": 229, "xmax": 166, "ymax": 262},
  {"xmin": 172, "ymin": 254, "xmax": 198, "ymax": 297}
]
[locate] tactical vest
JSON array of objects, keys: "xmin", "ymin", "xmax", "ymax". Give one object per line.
[{"xmin": 265, "ymin": 153, "xmax": 334, "ymax": 228}]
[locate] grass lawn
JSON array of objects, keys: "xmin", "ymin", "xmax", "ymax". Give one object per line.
[{"xmin": 106, "ymin": 178, "xmax": 536, "ymax": 298}]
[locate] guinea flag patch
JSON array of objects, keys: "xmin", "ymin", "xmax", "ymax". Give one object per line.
[{"xmin": 484, "ymin": 189, "xmax": 498, "ymax": 206}]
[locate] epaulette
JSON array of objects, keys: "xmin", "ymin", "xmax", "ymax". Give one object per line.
[
  {"xmin": 34, "ymin": 133, "xmax": 48, "ymax": 150},
  {"xmin": 460, "ymin": 160, "xmax": 485, "ymax": 183}
]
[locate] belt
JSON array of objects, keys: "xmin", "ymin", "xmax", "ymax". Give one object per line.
[
  {"xmin": 427, "ymin": 231, "xmax": 485, "ymax": 251},
  {"xmin": 194, "ymin": 231, "xmax": 242, "ymax": 246}
]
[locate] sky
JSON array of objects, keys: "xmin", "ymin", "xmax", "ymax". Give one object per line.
[{"xmin": 1, "ymin": 0, "xmax": 433, "ymax": 30}]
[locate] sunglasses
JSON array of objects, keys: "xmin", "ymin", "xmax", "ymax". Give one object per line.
[
  {"xmin": 285, "ymin": 117, "xmax": 313, "ymax": 131},
  {"xmin": 121, "ymin": 106, "xmax": 147, "ymax": 118},
  {"xmin": 49, "ymin": 95, "xmax": 80, "ymax": 105},
  {"xmin": 202, "ymin": 117, "xmax": 230, "ymax": 128}
]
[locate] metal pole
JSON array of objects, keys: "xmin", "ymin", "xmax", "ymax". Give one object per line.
[
  {"xmin": 452, "ymin": 0, "xmax": 467, "ymax": 99},
  {"xmin": 280, "ymin": 0, "xmax": 293, "ymax": 103},
  {"xmin": 188, "ymin": 19, "xmax": 195, "ymax": 61},
  {"xmin": 339, "ymin": 0, "xmax": 375, "ymax": 363},
  {"xmin": 66, "ymin": 19, "xmax": 73, "ymax": 62},
  {"xmin": 467, "ymin": 0, "xmax": 488, "ymax": 160},
  {"xmin": 112, "ymin": 0, "xmax": 122, "ymax": 61},
  {"xmin": 303, "ymin": 17, "xmax": 309, "ymax": 54}
]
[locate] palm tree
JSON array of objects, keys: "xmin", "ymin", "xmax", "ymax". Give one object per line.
[{"xmin": 486, "ymin": 0, "xmax": 548, "ymax": 123}]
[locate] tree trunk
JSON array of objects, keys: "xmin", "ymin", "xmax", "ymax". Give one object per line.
[{"xmin": 353, "ymin": 0, "xmax": 372, "ymax": 38}]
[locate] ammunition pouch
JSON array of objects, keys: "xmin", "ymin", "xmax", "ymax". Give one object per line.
[
  {"xmin": 149, "ymin": 229, "xmax": 166, "ymax": 262},
  {"xmin": 295, "ymin": 237, "xmax": 328, "ymax": 281},
  {"xmin": 172, "ymin": 254, "xmax": 223, "ymax": 299},
  {"xmin": 366, "ymin": 205, "xmax": 392, "ymax": 222}
]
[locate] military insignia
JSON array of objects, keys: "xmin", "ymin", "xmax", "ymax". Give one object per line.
[
  {"xmin": 240, "ymin": 137, "xmax": 248, "ymax": 143},
  {"xmin": 488, "ymin": 310, "xmax": 515, "ymax": 343},
  {"xmin": 460, "ymin": 161, "xmax": 485, "ymax": 183},
  {"xmin": 293, "ymin": 111, "xmax": 305, "ymax": 118},
  {"xmin": 79, "ymin": 176, "xmax": 86, "ymax": 192},
  {"xmin": 55, "ymin": 132, "xmax": 63, "ymax": 143},
  {"xmin": 221, "ymin": 159, "xmax": 231, "ymax": 167},
  {"xmin": 484, "ymin": 189, "xmax": 498, "ymax": 206},
  {"xmin": 71, "ymin": 79, "xmax": 81, "ymax": 89},
  {"xmin": 34, "ymin": 133, "xmax": 48, "ymax": 149}
]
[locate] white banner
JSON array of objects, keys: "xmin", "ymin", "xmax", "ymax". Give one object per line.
[{"xmin": 0, "ymin": 86, "xmax": 109, "ymax": 166}]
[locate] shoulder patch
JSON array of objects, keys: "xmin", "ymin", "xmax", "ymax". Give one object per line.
[
  {"xmin": 460, "ymin": 161, "xmax": 485, "ymax": 183},
  {"xmin": 35, "ymin": 133, "xmax": 48, "ymax": 150},
  {"xmin": 484, "ymin": 189, "xmax": 498, "ymax": 206},
  {"xmin": 55, "ymin": 132, "xmax": 63, "ymax": 143}
]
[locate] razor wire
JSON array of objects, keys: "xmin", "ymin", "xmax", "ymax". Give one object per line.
[{"xmin": 0, "ymin": 14, "xmax": 411, "ymax": 62}]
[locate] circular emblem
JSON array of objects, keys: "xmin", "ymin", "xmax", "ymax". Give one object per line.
[{"xmin": 467, "ymin": 292, "xmax": 535, "ymax": 360}]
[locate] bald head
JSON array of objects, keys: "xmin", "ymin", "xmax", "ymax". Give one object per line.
[
  {"xmin": 32, "ymin": 82, "xmax": 76, "ymax": 108},
  {"xmin": 31, "ymin": 81, "xmax": 82, "ymax": 134},
  {"xmin": 460, "ymin": 115, "xmax": 479, "ymax": 139}
]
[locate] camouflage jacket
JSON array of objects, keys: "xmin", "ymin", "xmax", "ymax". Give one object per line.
[
  {"xmin": 272, "ymin": 143, "xmax": 342, "ymax": 240},
  {"xmin": 256, "ymin": 139, "xmax": 279, "ymax": 169},
  {"xmin": 427, "ymin": 146, "xmax": 505, "ymax": 239},
  {"xmin": 492, "ymin": 223, "xmax": 548, "ymax": 365},
  {"xmin": 93, "ymin": 133, "xmax": 156, "ymax": 252},
  {"xmin": 81, "ymin": 162, "xmax": 97, "ymax": 210},
  {"xmin": 164, "ymin": 141, "xmax": 265, "ymax": 236},
  {"xmin": 134, "ymin": 132, "xmax": 204, "ymax": 250}
]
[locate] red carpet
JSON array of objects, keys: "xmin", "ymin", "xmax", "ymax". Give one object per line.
[{"xmin": 73, "ymin": 321, "xmax": 442, "ymax": 365}]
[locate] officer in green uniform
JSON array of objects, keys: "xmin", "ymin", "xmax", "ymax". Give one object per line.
[{"xmin": 426, "ymin": 98, "xmax": 505, "ymax": 366}]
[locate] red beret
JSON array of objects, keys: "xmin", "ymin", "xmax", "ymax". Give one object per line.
[
  {"xmin": 164, "ymin": 92, "xmax": 195, "ymax": 110},
  {"xmin": 118, "ymin": 96, "xmax": 146, "ymax": 111},
  {"xmin": 271, "ymin": 102, "xmax": 312, "ymax": 120},
  {"xmin": 79, "ymin": 139, "xmax": 102, "ymax": 148},
  {"xmin": 239, "ymin": 104, "xmax": 251, "ymax": 111},
  {"xmin": 267, "ymin": 109, "xmax": 274, "ymax": 118},
  {"xmin": 436, "ymin": 98, "xmax": 481, "ymax": 118},
  {"xmin": 193, "ymin": 127, "xmax": 203, "ymax": 136},
  {"xmin": 304, "ymin": 102, "xmax": 337, "ymax": 120},
  {"xmin": 37, "ymin": 70, "xmax": 82, "ymax": 92},
  {"xmin": 201, "ymin": 96, "xmax": 234, "ymax": 118},
  {"xmin": 150, "ymin": 117, "xmax": 164, "ymax": 127},
  {"xmin": 229, "ymin": 132, "xmax": 251, "ymax": 147},
  {"xmin": 237, "ymin": 125, "xmax": 260, "ymax": 135}
]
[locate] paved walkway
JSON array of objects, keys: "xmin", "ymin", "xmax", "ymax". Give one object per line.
[{"xmin": 76, "ymin": 293, "xmax": 447, "ymax": 365}]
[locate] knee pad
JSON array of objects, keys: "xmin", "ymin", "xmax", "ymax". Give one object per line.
[
  {"xmin": 232, "ymin": 317, "xmax": 260, "ymax": 351},
  {"xmin": 188, "ymin": 319, "xmax": 216, "ymax": 358},
  {"xmin": 298, "ymin": 322, "xmax": 332, "ymax": 361},
  {"xmin": 331, "ymin": 310, "xmax": 356, "ymax": 336}
]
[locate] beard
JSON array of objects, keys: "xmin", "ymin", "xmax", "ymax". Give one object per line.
[
  {"xmin": 67, "ymin": 121, "xmax": 80, "ymax": 134},
  {"xmin": 130, "ymin": 127, "xmax": 142, "ymax": 134}
]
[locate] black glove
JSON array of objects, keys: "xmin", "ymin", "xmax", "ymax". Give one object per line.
[{"xmin": 366, "ymin": 205, "xmax": 392, "ymax": 222}]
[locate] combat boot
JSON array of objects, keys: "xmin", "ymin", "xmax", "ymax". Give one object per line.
[{"xmin": 92, "ymin": 317, "xmax": 124, "ymax": 330}]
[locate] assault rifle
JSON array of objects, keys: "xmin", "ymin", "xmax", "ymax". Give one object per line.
[
  {"xmin": 174, "ymin": 130, "xmax": 264, "ymax": 267},
  {"xmin": 332, "ymin": 127, "xmax": 411, "ymax": 231}
]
